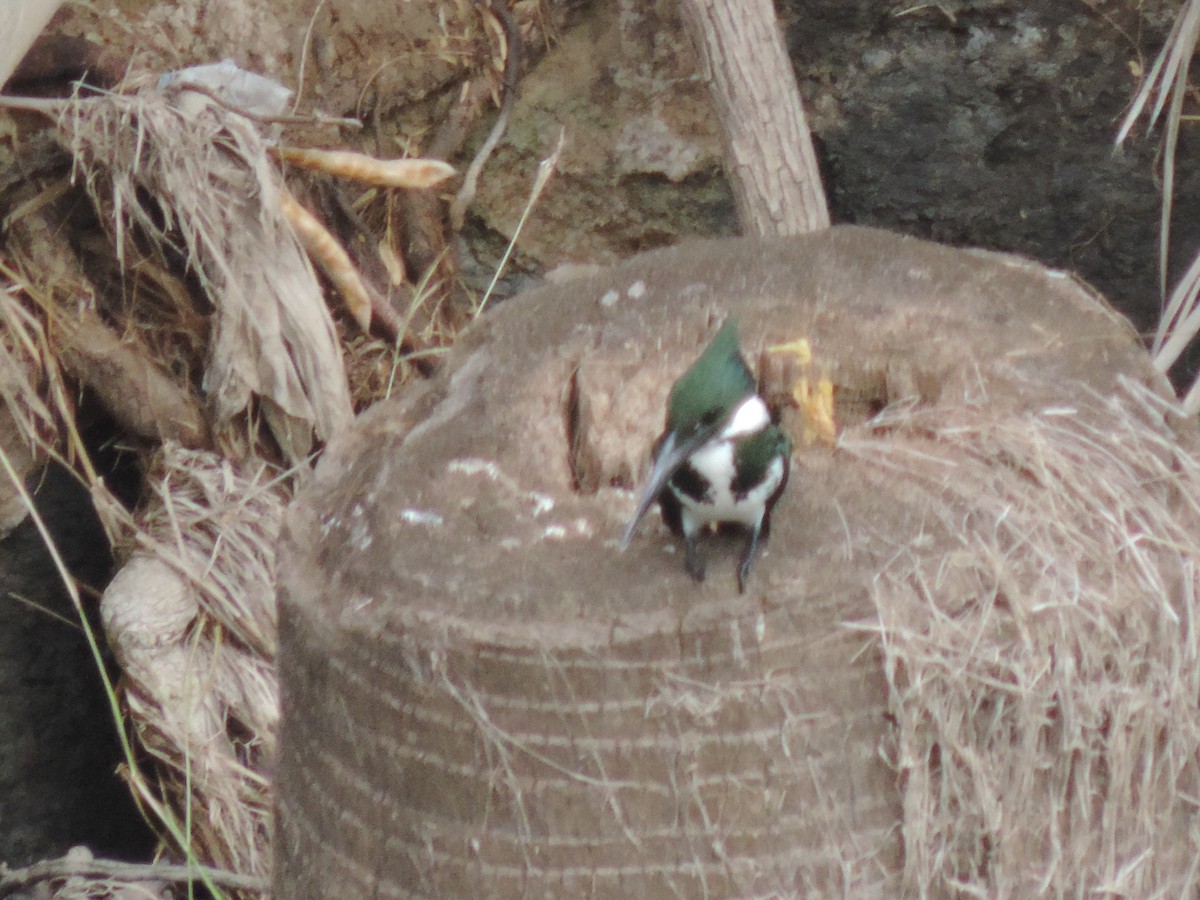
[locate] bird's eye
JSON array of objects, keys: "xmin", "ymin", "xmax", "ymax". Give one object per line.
[{"xmin": 700, "ymin": 408, "xmax": 721, "ymax": 427}]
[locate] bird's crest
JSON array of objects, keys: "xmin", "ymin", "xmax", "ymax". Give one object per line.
[{"xmin": 666, "ymin": 319, "xmax": 756, "ymax": 437}]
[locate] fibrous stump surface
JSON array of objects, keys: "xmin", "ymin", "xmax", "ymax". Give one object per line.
[{"xmin": 276, "ymin": 226, "xmax": 1180, "ymax": 897}]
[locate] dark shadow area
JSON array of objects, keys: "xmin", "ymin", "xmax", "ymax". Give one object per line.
[
  {"xmin": 0, "ymin": 411, "xmax": 152, "ymax": 866},
  {"xmin": 781, "ymin": 1, "xmax": 1200, "ymax": 379}
]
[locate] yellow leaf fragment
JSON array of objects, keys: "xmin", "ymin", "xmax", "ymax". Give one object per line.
[
  {"xmin": 377, "ymin": 238, "xmax": 407, "ymax": 288},
  {"xmin": 767, "ymin": 337, "xmax": 812, "ymax": 365},
  {"xmin": 769, "ymin": 334, "xmax": 836, "ymax": 445},
  {"xmin": 795, "ymin": 375, "xmax": 837, "ymax": 446},
  {"xmin": 276, "ymin": 147, "xmax": 457, "ymax": 189},
  {"xmin": 280, "ymin": 192, "xmax": 373, "ymax": 332}
]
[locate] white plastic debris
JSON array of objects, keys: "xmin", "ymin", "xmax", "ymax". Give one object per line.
[{"xmin": 157, "ymin": 58, "xmax": 292, "ymax": 118}]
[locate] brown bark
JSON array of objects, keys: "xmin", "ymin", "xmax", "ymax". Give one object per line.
[
  {"xmin": 56, "ymin": 307, "xmax": 211, "ymax": 450},
  {"xmin": 680, "ymin": 0, "xmax": 831, "ymax": 236}
]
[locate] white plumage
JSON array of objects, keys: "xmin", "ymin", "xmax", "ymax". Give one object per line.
[{"xmin": 672, "ymin": 396, "xmax": 785, "ymax": 534}]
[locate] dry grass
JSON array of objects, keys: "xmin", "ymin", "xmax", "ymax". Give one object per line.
[
  {"xmin": 102, "ymin": 444, "xmax": 285, "ymax": 885},
  {"xmin": 0, "ymin": 270, "xmax": 284, "ymax": 892},
  {"xmin": 59, "ymin": 89, "xmax": 355, "ymax": 456},
  {"xmin": 842, "ymin": 376, "xmax": 1200, "ymax": 896},
  {"xmin": 0, "ymin": 2, "xmax": 537, "ymax": 893},
  {"xmin": 1117, "ymin": 0, "xmax": 1200, "ymax": 411},
  {"xmin": 0, "ymin": 83, "xmax": 457, "ymax": 895}
]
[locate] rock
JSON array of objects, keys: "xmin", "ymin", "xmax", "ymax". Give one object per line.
[{"xmin": 469, "ymin": 0, "xmax": 734, "ymax": 266}]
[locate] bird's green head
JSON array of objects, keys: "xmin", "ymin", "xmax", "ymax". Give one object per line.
[{"xmin": 666, "ymin": 318, "xmax": 756, "ymax": 439}]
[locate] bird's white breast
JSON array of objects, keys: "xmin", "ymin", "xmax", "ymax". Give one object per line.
[{"xmin": 673, "ymin": 396, "xmax": 785, "ymax": 534}]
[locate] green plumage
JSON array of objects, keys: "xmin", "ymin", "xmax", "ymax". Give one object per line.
[
  {"xmin": 666, "ymin": 319, "xmax": 756, "ymax": 437},
  {"xmin": 732, "ymin": 424, "xmax": 791, "ymax": 494}
]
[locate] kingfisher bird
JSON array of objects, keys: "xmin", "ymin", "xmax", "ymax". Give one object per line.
[{"xmin": 621, "ymin": 319, "xmax": 790, "ymax": 593}]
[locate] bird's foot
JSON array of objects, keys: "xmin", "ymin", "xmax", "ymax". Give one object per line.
[
  {"xmin": 736, "ymin": 525, "xmax": 764, "ymax": 594},
  {"xmin": 736, "ymin": 557, "xmax": 752, "ymax": 594},
  {"xmin": 684, "ymin": 536, "xmax": 706, "ymax": 583}
]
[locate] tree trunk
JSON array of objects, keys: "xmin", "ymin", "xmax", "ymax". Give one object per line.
[
  {"xmin": 679, "ymin": 0, "xmax": 830, "ymax": 236},
  {"xmin": 274, "ymin": 228, "xmax": 1175, "ymax": 897}
]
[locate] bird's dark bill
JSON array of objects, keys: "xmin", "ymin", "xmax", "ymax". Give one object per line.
[{"xmin": 621, "ymin": 427, "xmax": 712, "ymax": 549}]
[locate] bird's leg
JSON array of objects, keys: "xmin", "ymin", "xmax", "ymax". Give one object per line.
[
  {"xmin": 736, "ymin": 521, "xmax": 764, "ymax": 594},
  {"xmin": 683, "ymin": 530, "xmax": 706, "ymax": 583}
]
